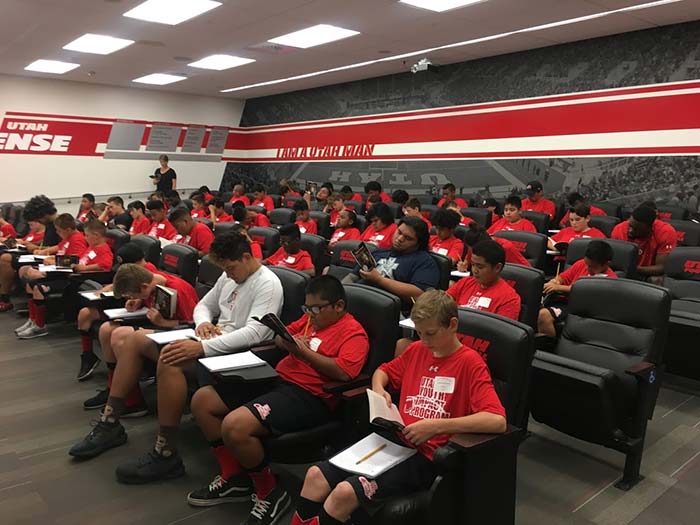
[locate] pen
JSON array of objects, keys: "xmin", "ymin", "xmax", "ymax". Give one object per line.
[{"xmin": 355, "ymin": 444, "xmax": 387, "ymax": 465}]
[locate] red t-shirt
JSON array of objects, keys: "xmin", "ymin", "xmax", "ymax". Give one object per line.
[
  {"xmin": 129, "ymin": 216, "xmax": 152, "ymax": 235},
  {"xmin": 560, "ymin": 206, "xmax": 606, "ymax": 225},
  {"xmin": 277, "ymin": 313, "xmax": 369, "ymax": 403},
  {"xmin": 191, "ymin": 208, "xmax": 208, "ymax": 219},
  {"xmin": 78, "ymin": 243, "xmax": 113, "ymax": 271},
  {"xmin": 360, "ymin": 222, "xmax": 397, "ymax": 249},
  {"xmin": 611, "ymin": 220, "xmax": 677, "ymax": 267},
  {"xmin": 254, "ymin": 214, "xmax": 272, "ymax": 228},
  {"xmin": 522, "ymin": 197, "xmax": 556, "ymax": 220},
  {"xmin": 446, "ymin": 277, "xmax": 521, "ymax": 321},
  {"xmin": 429, "ymin": 235, "xmax": 464, "ymax": 263},
  {"xmin": 552, "ymin": 227, "xmax": 606, "ymax": 244},
  {"xmin": 351, "ymin": 193, "xmax": 363, "ymax": 202},
  {"xmin": 229, "ymin": 195, "xmax": 251, "ymax": 206},
  {"xmin": 57, "ymin": 232, "xmax": 88, "ymax": 256},
  {"xmin": 204, "ymin": 192, "xmax": 215, "ymax": 201},
  {"xmin": 379, "ymin": 342, "xmax": 506, "ymax": 459},
  {"xmin": 252, "ymin": 196, "xmax": 274, "ymax": 212},
  {"xmin": 437, "ymin": 197, "xmax": 468, "ymax": 208},
  {"xmin": 487, "ymin": 217, "xmax": 537, "ymax": 234},
  {"xmin": 145, "ymin": 273, "xmax": 198, "ymax": 321},
  {"xmin": 329, "ymin": 227, "xmax": 362, "ymax": 247},
  {"xmin": 559, "ymin": 258, "xmax": 618, "ymax": 286},
  {"xmin": 420, "ymin": 216, "xmax": 433, "ymax": 231},
  {"xmin": 22, "ymin": 230, "xmax": 45, "ymax": 244},
  {"xmin": 77, "ymin": 209, "xmax": 93, "ymax": 223},
  {"xmin": 365, "ymin": 192, "xmax": 392, "ymax": 208},
  {"xmin": 329, "ymin": 209, "xmax": 341, "ymax": 226},
  {"xmin": 265, "ymin": 247, "xmax": 314, "ymax": 271},
  {"xmin": 466, "ymin": 237, "xmax": 531, "ymax": 267},
  {"xmin": 177, "ymin": 222, "xmax": 214, "ymax": 254},
  {"xmin": 215, "ymin": 213, "xmax": 234, "ymax": 223},
  {"xmin": 147, "ymin": 219, "xmax": 178, "ymax": 240},
  {"xmin": 1, "ymin": 223, "xmax": 17, "ymax": 238},
  {"xmin": 144, "ymin": 261, "xmax": 159, "ymax": 273},
  {"xmin": 459, "ymin": 215, "xmax": 475, "ymax": 226},
  {"xmin": 250, "ymin": 241, "xmax": 263, "ymax": 259},
  {"xmin": 296, "ymin": 219, "xmax": 318, "ymax": 235}
]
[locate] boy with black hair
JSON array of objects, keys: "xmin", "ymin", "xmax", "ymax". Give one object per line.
[
  {"xmin": 480, "ymin": 197, "xmax": 500, "ymax": 224},
  {"xmin": 548, "ymin": 203, "xmax": 605, "ymax": 250},
  {"xmin": 127, "ymin": 200, "xmax": 151, "ymax": 235},
  {"xmin": 146, "ymin": 200, "xmax": 178, "ymax": 240},
  {"xmin": 522, "ymin": 180, "xmax": 555, "ymax": 220},
  {"xmin": 437, "ymin": 183, "xmax": 468, "ymax": 208},
  {"xmin": 170, "ymin": 208, "xmax": 215, "ymax": 256},
  {"xmin": 165, "ymin": 190, "xmax": 189, "ymax": 220},
  {"xmin": 78, "ymin": 193, "xmax": 96, "ymax": 222},
  {"xmin": 209, "ymin": 197, "xmax": 235, "ymax": 223},
  {"xmin": 391, "ymin": 189, "xmax": 409, "ymax": 206},
  {"xmin": 360, "ymin": 203, "xmax": 397, "ymax": 250},
  {"xmin": 190, "ymin": 193, "xmax": 209, "ymax": 219},
  {"xmin": 429, "ymin": 208, "xmax": 465, "ymax": 265},
  {"xmin": 404, "ymin": 198, "xmax": 432, "ymax": 230},
  {"xmin": 444, "ymin": 200, "xmax": 474, "ymax": 226},
  {"xmin": 457, "ymin": 223, "xmax": 531, "ymax": 270},
  {"xmin": 327, "ymin": 193, "xmax": 346, "ymax": 227},
  {"xmin": 340, "ymin": 185, "xmax": 362, "ymax": 202},
  {"xmin": 559, "ymin": 192, "xmax": 606, "ymax": 226},
  {"xmin": 611, "ymin": 204, "xmax": 676, "ymax": 281},
  {"xmin": 252, "ymin": 184, "xmax": 274, "ymax": 212},
  {"xmin": 101, "ymin": 196, "xmax": 132, "ymax": 230},
  {"xmin": 294, "ymin": 199, "xmax": 318, "ymax": 235},
  {"xmin": 329, "ymin": 210, "xmax": 362, "ymax": 247},
  {"xmin": 487, "ymin": 195, "xmax": 537, "ymax": 234},
  {"xmin": 265, "ymin": 223, "xmax": 315, "ymax": 276},
  {"xmin": 184, "ymin": 275, "xmax": 369, "ymax": 523},
  {"xmin": 113, "ymin": 232, "xmax": 283, "ymax": 484},
  {"xmin": 292, "ymin": 290, "xmax": 506, "ymax": 525},
  {"xmin": 198, "ymin": 185, "xmax": 214, "ymax": 201},
  {"xmin": 230, "ymin": 184, "xmax": 251, "ymax": 206},
  {"xmin": 538, "ymin": 240, "xmax": 617, "ymax": 337},
  {"xmin": 364, "ymin": 181, "xmax": 391, "ymax": 206}
]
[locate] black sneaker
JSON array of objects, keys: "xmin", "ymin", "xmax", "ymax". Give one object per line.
[
  {"xmin": 77, "ymin": 352, "xmax": 101, "ymax": 381},
  {"xmin": 68, "ymin": 420, "xmax": 127, "ymax": 459},
  {"xmin": 121, "ymin": 401, "xmax": 149, "ymax": 419},
  {"xmin": 243, "ymin": 487, "xmax": 291, "ymax": 525},
  {"xmin": 83, "ymin": 388, "xmax": 109, "ymax": 410},
  {"xmin": 115, "ymin": 450, "xmax": 185, "ymax": 484},
  {"xmin": 187, "ymin": 473, "xmax": 254, "ymax": 507}
]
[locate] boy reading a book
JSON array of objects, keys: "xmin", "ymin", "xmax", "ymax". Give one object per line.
[
  {"xmin": 547, "ymin": 203, "xmax": 605, "ymax": 251},
  {"xmin": 292, "ymin": 290, "xmax": 506, "ymax": 525}
]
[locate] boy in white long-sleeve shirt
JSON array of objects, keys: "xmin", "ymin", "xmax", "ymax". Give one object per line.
[{"xmin": 112, "ymin": 232, "xmax": 284, "ymax": 484}]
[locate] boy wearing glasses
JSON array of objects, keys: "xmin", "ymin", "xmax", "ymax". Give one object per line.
[{"xmin": 185, "ymin": 275, "xmax": 369, "ymax": 525}]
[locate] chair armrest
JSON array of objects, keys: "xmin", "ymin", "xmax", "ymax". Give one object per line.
[
  {"xmin": 248, "ymin": 340, "xmax": 278, "ymax": 353},
  {"xmin": 70, "ymin": 271, "xmax": 114, "ymax": 284},
  {"xmin": 341, "ymin": 386, "xmax": 367, "ymax": 401},
  {"xmin": 323, "ymin": 374, "xmax": 370, "ymax": 395},
  {"xmin": 625, "ymin": 361, "xmax": 657, "ymax": 383},
  {"xmin": 447, "ymin": 424, "xmax": 522, "ymax": 454}
]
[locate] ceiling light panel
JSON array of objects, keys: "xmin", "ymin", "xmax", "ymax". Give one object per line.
[
  {"xmin": 25, "ymin": 59, "xmax": 80, "ymax": 74},
  {"xmin": 133, "ymin": 73, "xmax": 187, "ymax": 85},
  {"xmin": 188, "ymin": 54, "xmax": 256, "ymax": 70},
  {"xmin": 267, "ymin": 24, "xmax": 360, "ymax": 49},
  {"xmin": 399, "ymin": 0, "xmax": 487, "ymax": 12},
  {"xmin": 123, "ymin": 0, "xmax": 222, "ymax": 26},
  {"xmin": 63, "ymin": 33, "xmax": 135, "ymax": 55}
]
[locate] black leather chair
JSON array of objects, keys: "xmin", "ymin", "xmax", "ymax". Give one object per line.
[
  {"xmin": 385, "ymin": 202, "xmax": 404, "ymax": 219},
  {"xmin": 521, "ymin": 211, "xmax": 550, "ymax": 235},
  {"xmin": 429, "ymin": 252, "xmax": 452, "ymax": 290},
  {"xmin": 530, "ymin": 278, "xmax": 671, "ymax": 490},
  {"xmin": 344, "ymin": 200, "xmax": 366, "ymax": 215},
  {"xmin": 422, "ymin": 204, "xmax": 438, "ymax": 222},
  {"xmin": 565, "ymin": 237, "xmax": 639, "ymax": 279},
  {"xmin": 248, "ymin": 227, "xmax": 280, "ymax": 259},
  {"xmin": 268, "ymin": 208, "xmax": 296, "ymax": 226},
  {"xmin": 310, "ymin": 211, "xmax": 331, "ymax": 239},
  {"xmin": 300, "ymin": 233, "xmax": 329, "ymax": 276},
  {"xmin": 182, "ymin": 199, "xmax": 193, "ymax": 211},
  {"xmin": 158, "ymin": 243, "xmax": 199, "ymax": 286},
  {"xmin": 130, "ymin": 234, "xmax": 161, "ymax": 266},
  {"xmin": 268, "ymin": 194, "xmax": 282, "ymax": 209},
  {"xmin": 363, "ymin": 309, "xmax": 535, "ymax": 525},
  {"xmin": 213, "ymin": 221, "xmax": 237, "ymax": 237},
  {"xmin": 662, "ymin": 247, "xmax": 700, "ymax": 381},
  {"xmin": 657, "ymin": 205, "xmax": 688, "ymax": 221},
  {"xmin": 268, "ymin": 266, "xmax": 309, "ymax": 325},
  {"xmin": 285, "ymin": 196, "xmax": 303, "ymax": 209},
  {"xmin": 355, "ymin": 214, "xmax": 368, "ymax": 233},
  {"xmin": 223, "ymin": 202, "xmax": 234, "ymax": 216},
  {"xmin": 194, "ymin": 218, "xmax": 214, "ymax": 231},
  {"xmin": 105, "ymin": 229, "xmax": 131, "ymax": 267},
  {"xmin": 493, "ymin": 231, "xmax": 548, "ymax": 270},
  {"xmin": 589, "ymin": 215, "xmax": 621, "ymax": 237},
  {"xmin": 415, "ymin": 195, "xmax": 435, "ymax": 206},
  {"xmin": 195, "ymin": 255, "xmax": 223, "ymax": 299},
  {"xmin": 462, "ymin": 207, "xmax": 492, "ymax": 228},
  {"xmin": 593, "ymin": 201, "xmax": 623, "ymax": 219},
  {"xmin": 327, "ymin": 240, "xmax": 376, "ymax": 281},
  {"xmin": 500, "ymin": 263, "xmax": 545, "ymax": 331},
  {"xmin": 246, "ymin": 205, "xmax": 267, "ymax": 216},
  {"xmin": 665, "ymin": 219, "xmax": 700, "ymax": 247}
]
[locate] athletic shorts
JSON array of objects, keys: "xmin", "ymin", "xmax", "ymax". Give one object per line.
[
  {"xmin": 214, "ymin": 379, "xmax": 332, "ymax": 436},
  {"xmin": 29, "ymin": 278, "xmax": 72, "ymax": 295},
  {"xmin": 546, "ymin": 305, "xmax": 568, "ymax": 322}
]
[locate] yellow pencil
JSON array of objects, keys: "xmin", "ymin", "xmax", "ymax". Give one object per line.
[
  {"xmin": 304, "ymin": 316, "xmax": 311, "ymax": 336},
  {"xmin": 355, "ymin": 443, "xmax": 387, "ymax": 465},
  {"xmin": 556, "ymin": 262, "xmax": 561, "ymax": 278},
  {"xmin": 410, "ymin": 297, "xmax": 416, "ymax": 304}
]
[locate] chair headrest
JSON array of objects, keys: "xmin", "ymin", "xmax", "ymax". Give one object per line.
[
  {"xmin": 160, "ymin": 243, "xmax": 199, "ymax": 285},
  {"xmin": 664, "ymin": 247, "xmax": 700, "ymax": 280},
  {"xmin": 268, "ymin": 266, "xmax": 309, "ymax": 324}
]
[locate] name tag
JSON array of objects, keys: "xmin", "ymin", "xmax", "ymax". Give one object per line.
[
  {"xmin": 157, "ymin": 223, "xmax": 165, "ymax": 229},
  {"xmin": 434, "ymin": 376, "xmax": 455, "ymax": 393},
  {"xmin": 336, "ymin": 231, "xmax": 345, "ymax": 238},
  {"xmin": 477, "ymin": 296, "xmax": 492, "ymax": 308},
  {"xmin": 437, "ymin": 247, "xmax": 448, "ymax": 256},
  {"xmin": 309, "ymin": 337, "xmax": 322, "ymax": 352},
  {"xmin": 26, "ymin": 235, "xmax": 34, "ymax": 241},
  {"xmin": 299, "ymin": 226, "xmax": 307, "ymax": 233},
  {"xmin": 375, "ymin": 234, "xmax": 384, "ymax": 240},
  {"xmin": 285, "ymin": 256, "xmax": 296, "ymax": 264},
  {"xmin": 64, "ymin": 242, "xmax": 70, "ymax": 249},
  {"xmin": 87, "ymin": 250, "xmax": 96, "ymax": 259}
]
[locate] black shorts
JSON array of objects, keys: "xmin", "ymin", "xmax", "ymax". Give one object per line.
[
  {"xmin": 30, "ymin": 278, "xmax": 72, "ymax": 294},
  {"xmin": 546, "ymin": 305, "xmax": 568, "ymax": 322},
  {"xmin": 316, "ymin": 435, "xmax": 435, "ymax": 510},
  {"xmin": 213, "ymin": 379, "xmax": 332, "ymax": 436}
]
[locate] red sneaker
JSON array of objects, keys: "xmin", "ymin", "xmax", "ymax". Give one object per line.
[{"xmin": 0, "ymin": 300, "xmax": 13, "ymax": 312}]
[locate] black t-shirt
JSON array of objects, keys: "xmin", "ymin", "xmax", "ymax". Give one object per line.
[
  {"xmin": 155, "ymin": 168, "xmax": 176, "ymax": 192},
  {"xmin": 43, "ymin": 220, "xmax": 60, "ymax": 247},
  {"xmin": 111, "ymin": 212, "xmax": 133, "ymax": 230}
]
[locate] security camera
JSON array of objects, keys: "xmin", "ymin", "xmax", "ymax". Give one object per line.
[{"xmin": 410, "ymin": 58, "xmax": 438, "ymax": 74}]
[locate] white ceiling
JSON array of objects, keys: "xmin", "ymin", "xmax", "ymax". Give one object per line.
[{"xmin": 1, "ymin": 0, "xmax": 699, "ymax": 100}]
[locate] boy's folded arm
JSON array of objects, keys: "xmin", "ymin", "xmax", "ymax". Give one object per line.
[{"xmin": 430, "ymin": 411, "xmax": 507, "ymax": 436}]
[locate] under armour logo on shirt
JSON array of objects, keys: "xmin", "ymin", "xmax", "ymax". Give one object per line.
[{"xmin": 428, "ymin": 365, "xmax": 439, "ymax": 372}]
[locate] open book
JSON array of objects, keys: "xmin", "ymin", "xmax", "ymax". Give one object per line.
[
  {"xmin": 38, "ymin": 264, "xmax": 73, "ymax": 273},
  {"xmin": 155, "ymin": 285, "xmax": 178, "ymax": 319},
  {"xmin": 367, "ymin": 389, "xmax": 406, "ymax": 431},
  {"xmin": 199, "ymin": 351, "xmax": 267, "ymax": 373},
  {"xmin": 104, "ymin": 307, "xmax": 149, "ymax": 320},
  {"xmin": 79, "ymin": 290, "xmax": 115, "ymax": 301},
  {"xmin": 329, "ymin": 432, "xmax": 416, "ymax": 478},
  {"xmin": 252, "ymin": 313, "xmax": 295, "ymax": 344},
  {"xmin": 351, "ymin": 242, "xmax": 377, "ymax": 271}
]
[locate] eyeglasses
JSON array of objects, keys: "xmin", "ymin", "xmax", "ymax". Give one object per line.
[{"xmin": 301, "ymin": 302, "xmax": 334, "ymax": 315}]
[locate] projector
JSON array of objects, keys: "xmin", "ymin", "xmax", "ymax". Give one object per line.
[{"xmin": 410, "ymin": 58, "xmax": 438, "ymax": 74}]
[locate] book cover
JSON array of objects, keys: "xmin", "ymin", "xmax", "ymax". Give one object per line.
[
  {"xmin": 154, "ymin": 284, "xmax": 178, "ymax": 319},
  {"xmin": 252, "ymin": 313, "xmax": 296, "ymax": 344},
  {"xmin": 56, "ymin": 255, "xmax": 78, "ymax": 267},
  {"xmin": 352, "ymin": 242, "xmax": 377, "ymax": 271},
  {"xmin": 367, "ymin": 389, "xmax": 406, "ymax": 431}
]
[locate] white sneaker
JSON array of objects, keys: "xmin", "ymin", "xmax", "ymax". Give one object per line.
[
  {"xmin": 18, "ymin": 324, "xmax": 48, "ymax": 339},
  {"xmin": 15, "ymin": 319, "xmax": 34, "ymax": 335}
]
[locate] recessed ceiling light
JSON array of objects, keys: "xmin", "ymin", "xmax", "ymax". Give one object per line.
[
  {"xmin": 133, "ymin": 73, "xmax": 187, "ymax": 85},
  {"xmin": 63, "ymin": 33, "xmax": 135, "ymax": 55},
  {"xmin": 399, "ymin": 0, "xmax": 486, "ymax": 12},
  {"xmin": 267, "ymin": 24, "xmax": 359, "ymax": 49},
  {"xmin": 123, "ymin": 0, "xmax": 222, "ymax": 26},
  {"xmin": 25, "ymin": 59, "xmax": 80, "ymax": 74},
  {"xmin": 188, "ymin": 54, "xmax": 256, "ymax": 71}
]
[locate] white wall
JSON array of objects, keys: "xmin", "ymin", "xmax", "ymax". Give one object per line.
[{"xmin": 0, "ymin": 74, "xmax": 244, "ymax": 202}]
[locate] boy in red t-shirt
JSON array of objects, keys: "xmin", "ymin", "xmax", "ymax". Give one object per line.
[
  {"xmin": 77, "ymin": 193, "xmax": 96, "ymax": 223},
  {"xmin": 229, "ymin": 184, "xmax": 251, "ymax": 207},
  {"xmin": 252, "ymin": 184, "xmax": 275, "ymax": 212},
  {"xmin": 294, "ymin": 199, "xmax": 318, "ymax": 235},
  {"xmin": 360, "ymin": 203, "xmax": 398, "ymax": 250},
  {"xmin": 364, "ymin": 180, "xmax": 392, "ymax": 208},
  {"xmin": 548, "ymin": 203, "xmax": 605, "ymax": 250},
  {"xmin": 445, "ymin": 201, "xmax": 475, "ymax": 226},
  {"xmin": 189, "ymin": 193, "xmax": 209, "ymax": 219},
  {"xmin": 456, "ymin": 223, "xmax": 531, "ymax": 271},
  {"xmin": 429, "ymin": 208, "xmax": 465, "ymax": 265},
  {"xmin": 170, "ymin": 208, "xmax": 214, "ymax": 257},
  {"xmin": 521, "ymin": 180, "xmax": 556, "ymax": 221},
  {"xmin": 437, "ymin": 182, "xmax": 469, "ymax": 209},
  {"xmin": 487, "ymin": 195, "xmax": 537, "ymax": 234},
  {"xmin": 127, "ymin": 201, "xmax": 151, "ymax": 235},
  {"xmin": 558, "ymin": 192, "xmax": 606, "ymax": 227},
  {"xmin": 0, "ymin": 213, "xmax": 17, "ymax": 241},
  {"xmin": 329, "ymin": 209, "xmax": 362, "ymax": 247},
  {"xmin": 291, "ymin": 290, "xmax": 506, "ymax": 525},
  {"xmin": 208, "ymin": 197, "xmax": 234, "ymax": 224},
  {"xmin": 265, "ymin": 223, "xmax": 315, "ymax": 276},
  {"xmin": 404, "ymin": 198, "xmax": 433, "ymax": 231},
  {"xmin": 146, "ymin": 200, "xmax": 178, "ymax": 240},
  {"xmin": 538, "ymin": 240, "xmax": 617, "ymax": 337}
]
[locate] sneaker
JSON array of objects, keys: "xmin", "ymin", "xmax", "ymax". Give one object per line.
[
  {"xmin": 115, "ymin": 450, "xmax": 186, "ymax": 484},
  {"xmin": 0, "ymin": 300, "xmax": 13, "ymax": 312},
  {"xmin": 121, "ymin": 401, "xmax": 149, "ymax": 419},
  {"xmin": 83, "ymin": 388, "xmax": 109, "ymax": 410},
  {"xmin": 68, "ymin": 420, "xmax": 127, "ymax": 459},
  {"xmin": 14, "ymin": 319, "xmax": 33, "ymax": 334},
  {"xmin": 187, "ymin": 474, "xmax": 254, "ymax": 507},
  {"xmin": 243, "ymin": 487, "xmax": 291, "ymax": 525},
  {"xmin": 77, "ymin": 352, "xmax": 101, "ymax": 381},
  {"xmin": 17, "ymin": 324, "xmax": 48, "ymax": 339}
]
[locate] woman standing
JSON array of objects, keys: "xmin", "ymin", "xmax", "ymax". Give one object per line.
[{"xmin": 151, "ymin": 154, "xmax": 177, "ymax": 193}]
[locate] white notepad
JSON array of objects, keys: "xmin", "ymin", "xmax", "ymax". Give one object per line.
[
  {"xmin": 329, "ymin": 432, "xmax": 416, "ymax": 478},
  {"xmin": 38, "ymin": 264, "xmax": 73, "ymax": 272},
  {"xmin": 199, "ymin": 351, "xmax": 267, "ymax": 373},
  {"xmin": 18, "ymin": 255, "xmax": 36, "ymax": 263},
  {"xmin": 103, "ymin": 307, "xmax": 149, "ymax": 320},
  {"xmin": 147, "ymin": 329, "xmax": 200, "ymax": 345},
  {"xmin": 79, "ymin": 291, "xmax": 101, "ymax": 301},
  {"xmin": 450, "ymin": 270, "xmax": 470, "ymax": 278}
]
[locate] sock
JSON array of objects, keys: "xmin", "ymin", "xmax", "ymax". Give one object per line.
[
  {"xmin": 319, "ymin": 509, "xmax": 345, "ymax": 525},
  {"xmin": 33, "ymin": 299, "xmax": 46, "ymax": 328},
  {"xmin": 79, "ymin": 330, "xmax": 93, "ymax": 354},
  {"xmin": 101, "ymin": 395, "xmax": 125, "ymax": 424},
  {"xmin": 292, "ymin": 497, "xmax": 323, "ymax": 524},
  {"xmin": 247, "ymin": 462, "xmax": 276, "ymax": 500},
  {"xmin": 210, "ymin": 440, "xmax": 242, "ymax": 479},
  {"xmin": 154, "ymin": 426, "xmax": 179, "ymax": 457},
  {"xmin": 28, "ymin": 299, "xmax": 35, "ymax": 321},
  {"xmin": 125, "ymin": 385, "xmax": 144, "ymax": 408},
  {"xmin": 106, "ymin": 362, "xmax": 116, "ymax": 389}
]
